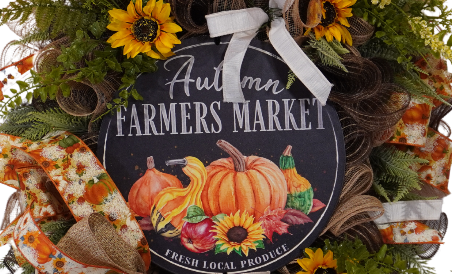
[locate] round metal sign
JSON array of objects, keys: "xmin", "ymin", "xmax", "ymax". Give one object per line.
[{"xmin": 98, "ymin": 36, "xmax": 345, "ymax": 274}]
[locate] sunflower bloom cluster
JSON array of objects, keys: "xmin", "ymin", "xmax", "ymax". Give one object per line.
[
  {"xmin": 212, "ymin": 211, "xmax": 265, "ymax": 257},
  {"xmin": 297, "ymin": 248, "xmax": 338, "ymax": 274},
  {"xmin": 107, "ymin": 0, "xmax": 182, "ymax": 59},
  {"xmin": 305, "ymin": 0, "xmax": 355, "ymax": 46}
]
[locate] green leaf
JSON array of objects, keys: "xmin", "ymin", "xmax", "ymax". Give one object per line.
[
  {"xmin": 10, "ymin": 89, "xmax": 17, "ymax": 94},
  {"xmin": 60, "ymin": 83, "xmax": 71, "ymax": 97},
  {"xmin": 26, "ymin": 92, "xmax": 32, "ymax": 102},
  {"xmin": 119, "ymin": 90, "xmax": 129, "ymax": 99},
  {"xmin": 447, "ymin": 35, "xmax": 452, "ymax": 47},
  {"xmin": 254, "ymin": 240, "xmax": 265, "ymax": 249},
  {"xmin": 212, "ymin": 213, "xmax": 227, "ymax": 223},
  {"xmin": 376, "ymin": 244, "xmax": 387, "ymax": 261},
  {"xmin": 214, "ymin": 243, "xmax": 226, "ymax": 255},
  {"xmin": 394, "ymin": 259, "xmax": 407, "ymax": 270},
  {"xmin": 233, "ymin": 247, "xmax": 243, "ymax": 256},
  {"xmin": 16, "ymin": 80, "xmax": 29, "ymax": 90},
  {"xmin": 182, "ymin": 205, "xmax": 208, "ymax": 223},
  {"xmin": 131, "ymin": 89, "xmax": 143, "ymax": 101},
  {"xmin": 375, "ymin": 31, "xmax": 386, "ymax": 38},
  {"xmin": 15, "ymin": 97, "xmax": 22, "ymax": 105},
  {"xmin": 89, "ymin": 21, "xmax": 104, "ymax": 39},
  {"xmin": 76, "ymin": 30, "xmax": 85, "ymax": 40},
  {"xmin": 383, "ymin": 255, "xmax": 393, "ymax": 265}
]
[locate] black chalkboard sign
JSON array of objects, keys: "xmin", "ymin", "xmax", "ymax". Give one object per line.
[{"xmin": 98, "ymin": 36, "xmax": 345, "ymax": 274}]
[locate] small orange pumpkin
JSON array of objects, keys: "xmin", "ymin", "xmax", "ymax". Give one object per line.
[
  {"xmin": 128, "ymin": 156, "xmax": 182, "ymax": 217},
  {"xmin": 36, "ymin": 234, "xmax": 57, "ymax": 264},
  {"xmin": 201, "ymin": 140, "xmax": 287, "ymax": 219},
  {"xmin": 432, "ymin": 137, "xmax": 449, "ymax": 161},
  {"xmin": 84, "ymin": 173, "xmax": 116, "ymax": 205},
  {"xmin": 401, "ymin": 103, "xmax": 430, "ymax": 125}
]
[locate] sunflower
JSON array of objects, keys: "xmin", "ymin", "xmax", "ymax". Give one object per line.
[
  {"xmin": 52, "ymin": 257, "xmax": 67, "ymax": 270},
  {"xmin": 211, "ymin": 211, "xmax": 265, "ymax": 257},
  {"xmin": 107, "ymin": 0, "xmax": 182, "ymax": 59},
  {"xmin": 297, "ymin": 248, "xmax": 338, "ymax": 274},
  {"xmin": 305, "ymin": 0, "xmax": 355, "ymax": 46},
  {"xmin": 23, "ymin": 230, "xmax": 40, "ymax": 249}
]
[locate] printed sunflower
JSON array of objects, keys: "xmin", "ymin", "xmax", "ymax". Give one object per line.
[
  {"xmin": 107, "ymin": 0, "xmax": 182, "ymax": 59},
  {"xmin": 212, "ymin": 211, "xmax": 265, "ymax": 257},
  {"xmin": 22, "ymin": 230, "xmax": 40, "ymax": 249},
  {"xmin": 52, "ymin": 257, "xmax": 67, "ymax": 270},
  {"xmin": 297, "ymin": 248, "xmax": 338, "ymax": 274},
  {"xmin": 305, "ymin": 0, "xmax": 355, "ymax": 45}
]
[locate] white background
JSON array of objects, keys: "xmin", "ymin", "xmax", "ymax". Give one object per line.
[{"xmin": 0, "ymin": 0, "xmax": 450, "ymax": 273}]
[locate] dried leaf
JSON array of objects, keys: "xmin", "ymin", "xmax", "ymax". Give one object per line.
[
  {"xmin": 281, "ymin": 209, "xmax": 313, "ymax": 225},
  {"xmin": 258, "ymin": 207, "xmax": 290, "ymax": 242},
  {"xmin": 310, "ymin": 199, "xmax": 326, "ymax": 213}
]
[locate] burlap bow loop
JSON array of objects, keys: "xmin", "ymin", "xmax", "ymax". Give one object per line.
[{"xmin": 205, "ymin": 0, "xmax": 333, "ymax": 105}]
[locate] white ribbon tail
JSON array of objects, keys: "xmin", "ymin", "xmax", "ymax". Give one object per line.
[
  {"xmin": 206, "ymin": 8, "xmax": 269, "ymax": 103},
  {"xmin": 269, "ymin": 18, "xmax": 332, "ymax": 106},
  {"xmin": 373, "ymin": 200, "xmax": 443, "ymax": 224}
]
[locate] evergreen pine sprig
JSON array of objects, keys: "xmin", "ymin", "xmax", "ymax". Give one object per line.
[
  {"xmin": 0, "ymin": 105, "xmax": 90, "ymax": 141},
  {"xmin": 306, "ymin": 34, "xmax": 349, "ymax": 72},
  {"xmin": 370, "ymin": 145, "xmax": 429, "ymax": 202},
  {"xmin": 40, "ymin": 219, "xmax": 76, "ymax": 244}
]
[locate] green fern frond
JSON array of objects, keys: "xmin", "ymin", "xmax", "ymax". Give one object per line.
[
  {"xmin": 370, "ymin": 145, "xmax": 429, "ymax": 202},
  {"xmin": 41, "ymin": 219, "xmax": 76, "ymax": 244},
  {"xmin": 0, "ymin": 106, "xmax": 90, "ymax": 141},
  {"xmin": 388, "ymin": 245, "xmax": 436, "ymax": 274},
  {"xmin": 286, "ymin": 70, "xmax": 296, "ymax": 89},
  {"xmin": 307, "ymin": 34, "xmax": 349, "ymax": 72},
  {"xmin": 10, "ymin": 29, "xmax": 50, "ymax": 46},
  {"xmin": 358, "ymin": 38, "xmax": 400, "ymax": 60},
  {"xmin": 329, "ymin": 40, "xmax": 350, "ymax": 55}
]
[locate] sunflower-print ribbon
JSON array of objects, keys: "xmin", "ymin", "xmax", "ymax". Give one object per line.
[
  {"xmin": 0, "ymin": 132, "xmax": 149, "ymax": 273},
  {"xmin": 205, "ymin": 0, "xmax": 333, "ymax": 105}
]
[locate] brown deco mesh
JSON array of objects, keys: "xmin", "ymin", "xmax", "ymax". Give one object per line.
[
  {"xmin": 347, "ymin": 16, "xmax": 375, "ymax": 46},
  {"xmin": 170, "ymin": 0, "xmax": 212, "ymax": 37},
  {"xmin": 212, "ymin": 0, "xmax": 246, "ymax": 13},
  {"xmin": 416, "ymin": 213, "xmax": 448, "ymax": 259},
  {"xmin": 284, "ymin": 0, "xmax": 322, "ymax": 38}
]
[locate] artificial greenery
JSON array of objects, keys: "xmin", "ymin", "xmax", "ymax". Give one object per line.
[
  {"xmin": 321, "ymin": 238, "xmax": 435, "ymax": 274},
  {"xmin": 0, "ymin": 105, "xmax": 90, "ymax": 141},
  {"xmin": 370, "ymin": 145, "xmax": 429, "ymax": 202},
  {"xmin": 40, "ymin": 219, "xmax": 76, "ymax": 244},
  {"xmin": 306, "ymin": 33, "xmax": 350, "ymax": 72},
  {"xmin": 0, "ymin": 248, "xmax": 19, "ymax": 274}
]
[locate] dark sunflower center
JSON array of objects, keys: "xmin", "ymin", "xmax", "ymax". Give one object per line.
[
  {"xmin": 56, "ymin": 261, "xmax": 65, "ymax": 268},
  {"xmin": 227, "ymin": 226, "xmax": 248, "ymax": 243},
  {"xmin": 320, "ymin": 1, "xmax": 337, "ymax": 27},
  {"xmin": 28, "ymin": 235, "xmax": 35, "ymax": 243},
  {"xmin": 132, "ymin": 18, "xmax": 159, "ymax": 42},
  {"xmin": 314, "ymin": 268, "xmax": 337, "ymax": 274}
]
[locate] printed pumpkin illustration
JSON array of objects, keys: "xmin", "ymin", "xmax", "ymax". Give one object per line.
[
  {"xmin": 401, "ymin": 102, "xmax": 430, "ymax": 125},
  {"xmin": 151, "ymin": 157, "xmax": 207, "ymax": 238},
  {"xmin": 201, "ymin": 140, "xmax": 287, "ymax": 219},
  {"xmin": 431, "ymin": 137, "xmax": 449, "ymax": 161},
  {"xmin": 128, "ymin": 156, "xmax": 182, "ymax": 217},
  {"xmin": 58, "ymin": 135, "xmax": 81, "ymax": 154},
  {"xmin": 280, "ymin": 145, "xmax": 314, "ymax": 214},
  {"xmin": 84, "ymin": 173, "xmax": 116, "ymax": 205},
  {"xmin": 35, "ymin": 234, "xmax": 57, "ymax": 264}
]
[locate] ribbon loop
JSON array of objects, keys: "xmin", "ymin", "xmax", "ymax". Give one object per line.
[{"xmin": 205, "ymin": 0, "xmax": 333, "ymax": 105}]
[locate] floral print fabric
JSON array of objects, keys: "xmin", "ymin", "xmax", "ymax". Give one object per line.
[
  {"xmin": 378, "ymin": 221, "xmax": 443, "ymax": 244},
  {"xmin": 0, "ymin": 132, "xmax": 150, "ymax": 272}
]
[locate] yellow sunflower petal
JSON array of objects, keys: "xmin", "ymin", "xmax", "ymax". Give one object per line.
[
  {"xmin": 127, "ymin": 1, "xmax": 139, "ymax": 18},
  {"xmin": 135, "ymin": 0, "xmax": 144, "ymax": 16},
  {"xmin": 336, "ymin": 0, "xmax": 352, "ymax": 8},
  {"xmin": 155, "ymin": 3, "xmax": 171, "ymax": 24},
  {"xmin": 323, "ymin": 250, "xmax": 334, "ymax": 264},
  {"xmin": 143, "ymin": 0, "xmax": 156, "ymax": 15},
  {"xmin": 324, "ymin": 30, "xmax": 333, "ymax": 42},
  {"xmin": 111, "ymin": 36, "xmax": 132, "ymax": 48},
  {"xmin": 247, "ymin": 222, "xmax": 263, "ymax": 232},
  {"xmin": 160, "ymin": 50, "xmax": 175, "ymax": 59},
  {"xmin": 107, "ymin": 29, "xmax": 132, "ymax": 43},
  {"xmin": 130, "ymin": 43, "xmax": 144, "ymax": 58},
  {"xmin": 313, "ymin": 249, "xmax": 324, "ymax": 267},
  {"xmin": 224, "ymin": 215, "xmax": 234, "ymax": 228},
  {"xmin": 140, "ymin": 42, "xmax": 152, "ymax": 53},
  {"xmin": 298, "ymin": 258, "xmax": 316, "ymax": 273},
  {"xmin": 329, "ymin": 25, "xmax": 342, "ymax": 42},
  {"xmin": 109, "ymin": 9, "xmax": 135, "ymax": 23},
  {"xmin": 164, "ymin": 32, "xmax": 182, "ymax": 44},
  {"xmin": 340, "ymin": 25, "xmax": 353, "ymax": 45},
  {"xmin": 233, "ymin": 211, "xmax": 241, "ymax": 227},
  {"xmin": 124, "ymin": 39, "xmax": 140, "ymax": 55},
  {"xmin": 240, "ymin": 210, "xmax": 248, "ymax": 226},
  {"xmin": 242, "ymin": 245, "xmax": 250, "ymax": 256},
  {"xmin": 338, "ymin": 16, "xmax": 350, "ymax": 27},
  {"xmin": 107, "ymin": 20, "xmax": 132, "ymax": 31},
  {"xmin": 226, "ymin": 246, "xmax": 234, "ymax": 255},
  {"xmin": 161, "ymin": 22, "xmax": 182, "ymax": 33},
  {"xmin": 152, "ymin": 0, "xmax": 164, "ymax": 19},
  {"xmin": 314, "ymin": 27, "xmax": 323, "ymax": 40},
  {"xmin": 305, "ymin": 248, "xmax": 316, "ymax": 259}
]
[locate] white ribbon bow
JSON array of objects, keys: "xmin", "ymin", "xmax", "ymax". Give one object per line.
[{"xmin": 205, "ymin": 0, "xmax": 333, "ymax": 105}]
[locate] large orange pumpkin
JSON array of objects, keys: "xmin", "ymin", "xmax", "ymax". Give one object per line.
[
  {"xmin": 201, "ymin": 140, "xmax": 287, "ymax": 219},
  {"xmin": 128, "ymin": 156, "xmax": 182, "ymax": 217},
  {"xmin": 84, "ymin": 173, "xmax": 116, "ymax": 205},
  {"xmin": 431, "ymin": 137, "xmax": 449, "ymax": 161}
]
